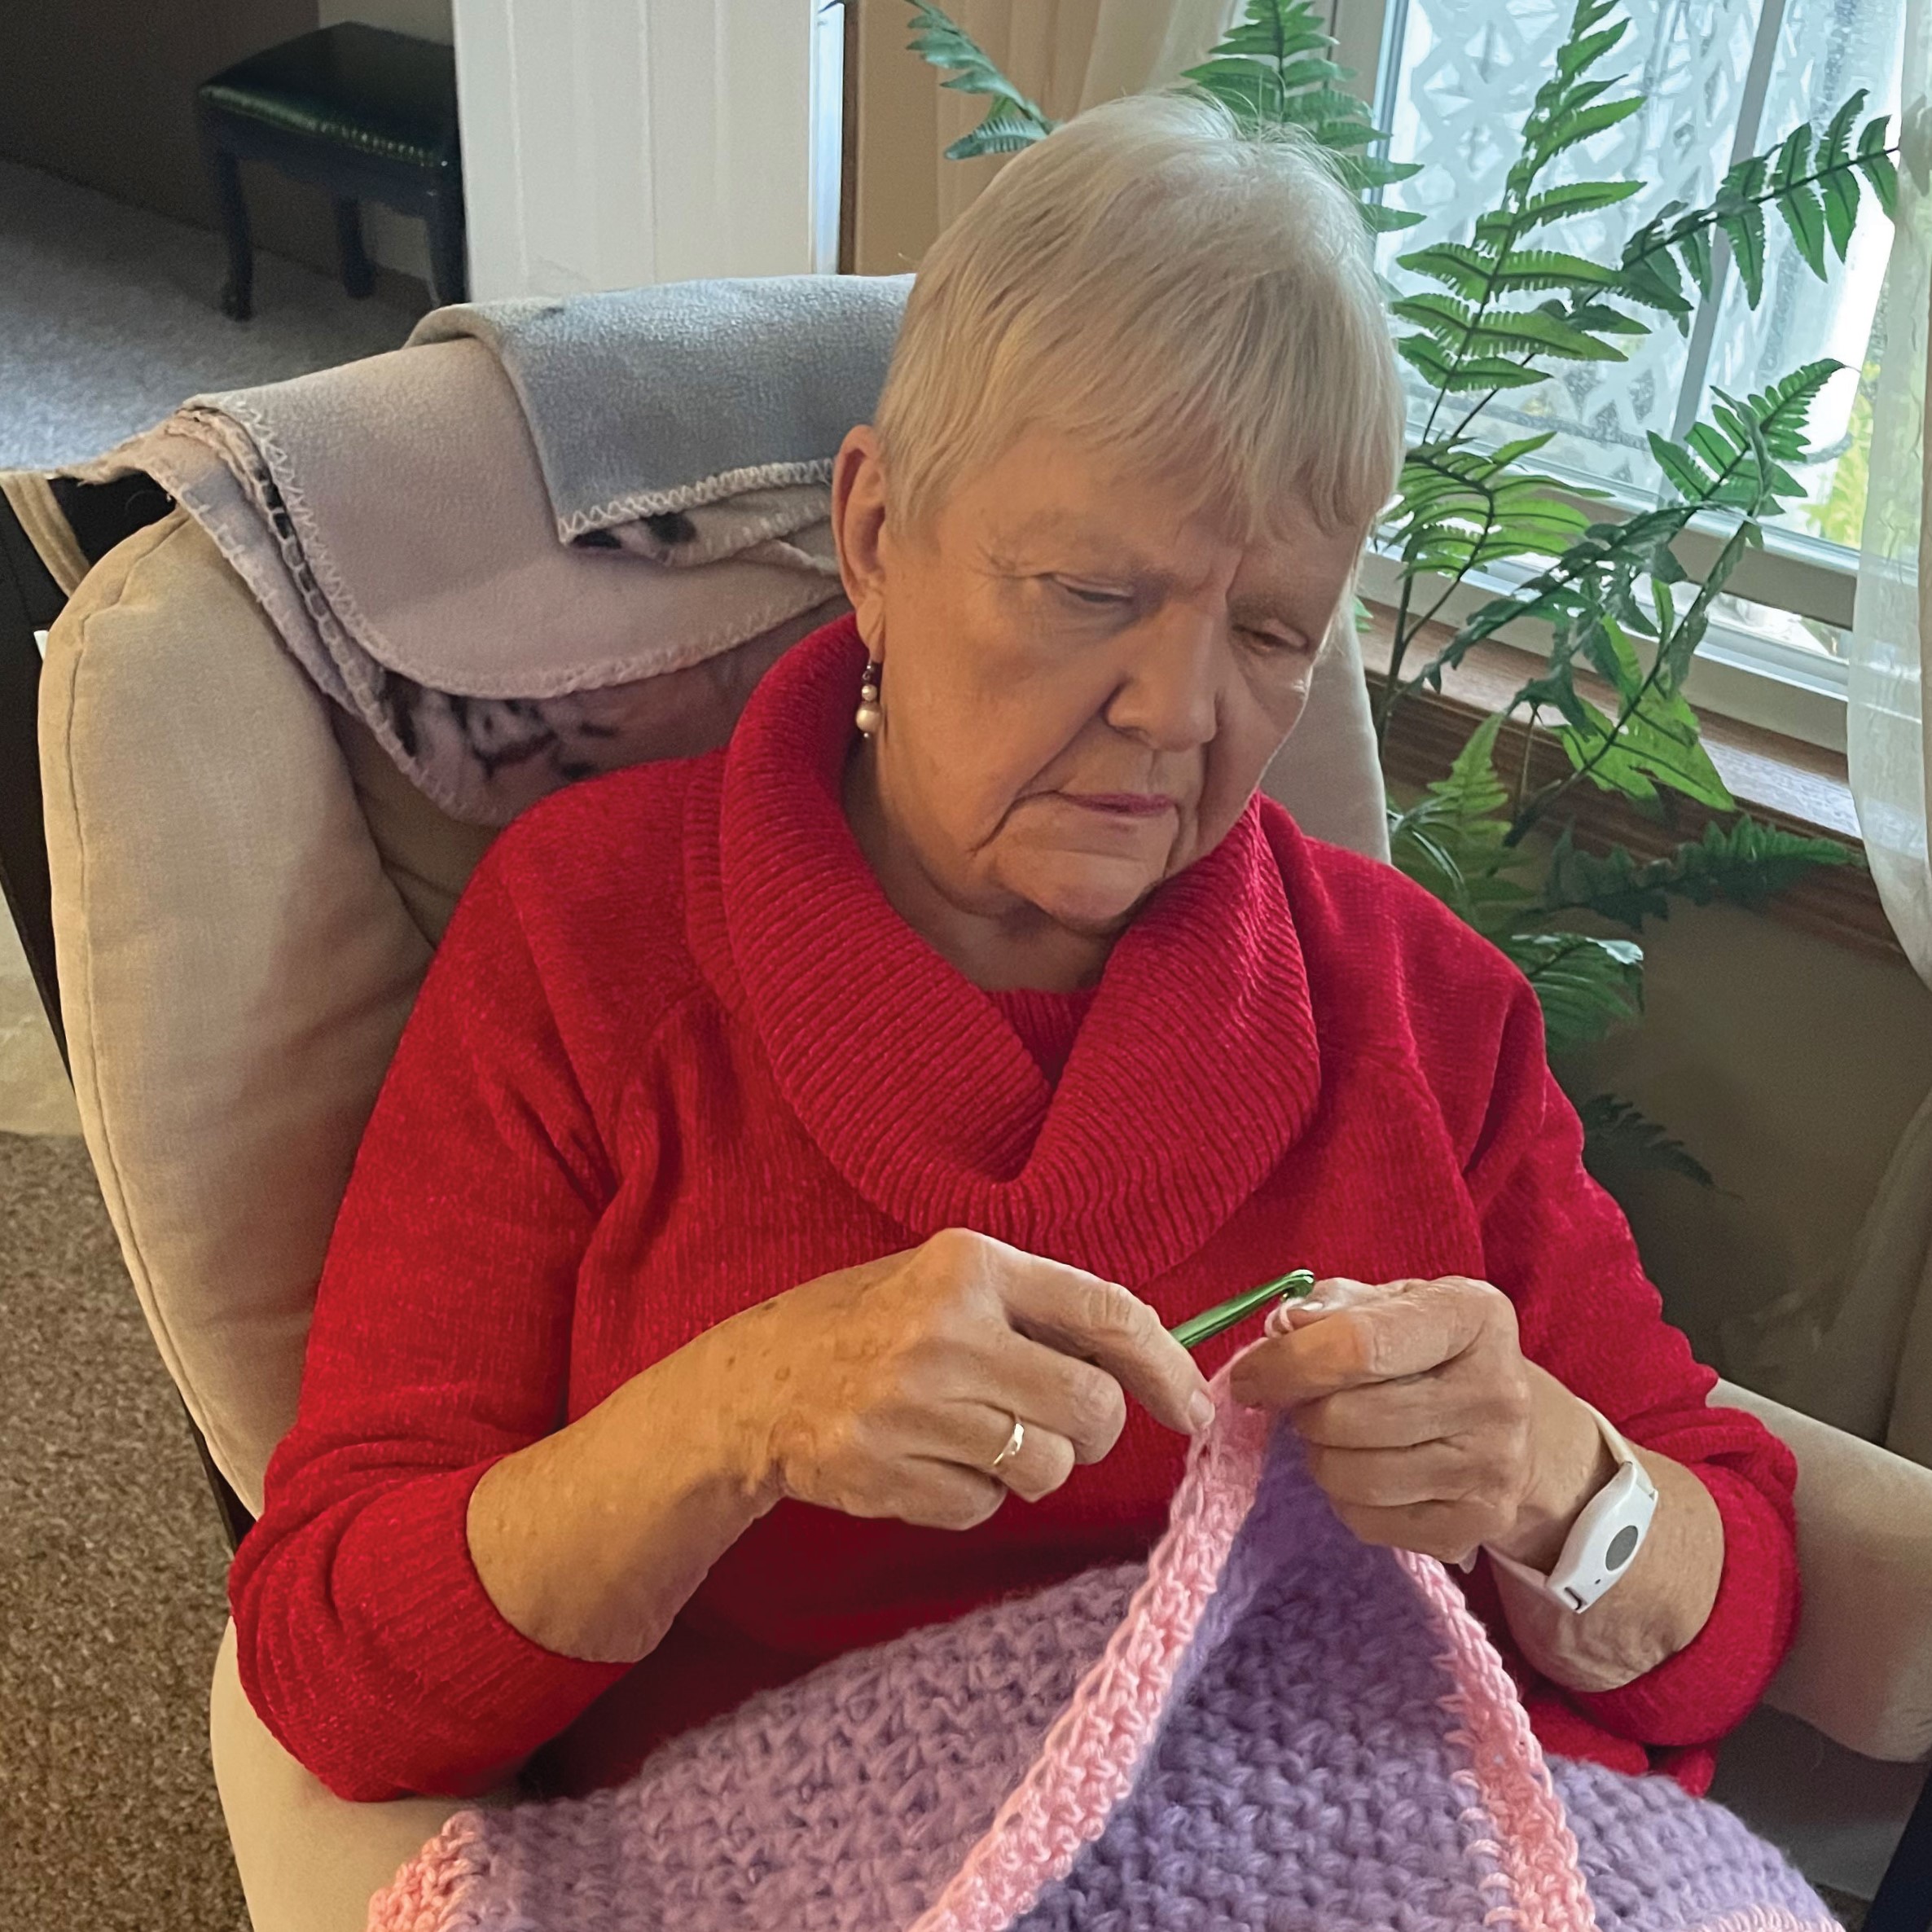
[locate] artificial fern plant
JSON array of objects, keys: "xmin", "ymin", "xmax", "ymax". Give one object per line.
[{"xmin": 907, "ymin": 0, "xmax": 1913, "ymax": 1185}]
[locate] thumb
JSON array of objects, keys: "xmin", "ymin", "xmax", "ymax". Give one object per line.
[{"xmin": 1262, "ymin": 1275, "xmax": 1394, "ymax": 1337}]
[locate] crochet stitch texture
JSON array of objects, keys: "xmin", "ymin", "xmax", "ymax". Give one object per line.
[{"xmin": 371, "ymin": 1390, "xmax": 1834, "ymax": 1932}]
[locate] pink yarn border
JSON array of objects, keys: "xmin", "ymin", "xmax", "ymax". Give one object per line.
[
  {"xmin": 1696, "ymin": 1915, "xmax": 1844, "ymax": 1932},
  {"xmin": 1395, "ymin": 1548, "xmax": 1598, "ymax": 1932},
  {"xmin": 909, "ymin": 1382, "xmax": 1607, "ymax": 1932},
  {"xmin": 904, "ymin": 1382, "xmax": 1270, "ymax": 1932},
  {"xmin": 367, "ymin": 1811, "xmax": 490, "ymax": 1931},
  {"xmin": 374, "ymin": 1389, "xmax": 1675, "ymax": 1932}
]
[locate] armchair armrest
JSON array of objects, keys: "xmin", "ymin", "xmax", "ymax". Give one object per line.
[{"xmin": 1712, "ymin": 1379, "xmax": 1932, "ymax": 1763}]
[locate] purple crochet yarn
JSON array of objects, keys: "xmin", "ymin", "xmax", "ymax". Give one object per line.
[
  {"xmin": 1009, "ymin": 1429, "xmax": 1521, "ymax": 1932},
  {"xmin": 1554, "ymin": 1756, "xmax": 1836, "ymax": 1932},
  {"xmin": 374, "ymin": 1433, "xmax": 1839, "ymax": 1932},
  {"xmin": 381, "ymin": 1564, "xmax": 1137, "ymax": 1931},
  {"xmin": 1007, "ymin": 1440, "xmax": 1834, "ymax": 1932}
]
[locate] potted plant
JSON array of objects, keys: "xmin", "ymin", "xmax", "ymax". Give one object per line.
[{"xmin": 908, "ymin": 0, "xmax": 1910, "ymax": 1183}]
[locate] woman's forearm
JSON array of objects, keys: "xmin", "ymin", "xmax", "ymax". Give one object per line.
[
  {"xmin": 1490, "ymin": 1371, "xmax": 1725, "ymax": 1693},
  {"xmin": 467, "ymin": 1328, "xmax": 771, "ymax": 1665}
]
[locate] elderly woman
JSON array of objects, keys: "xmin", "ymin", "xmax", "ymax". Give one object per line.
[{"xmin": 231, "ymin": 94, "xmax": 1795, "ymax": 1813}]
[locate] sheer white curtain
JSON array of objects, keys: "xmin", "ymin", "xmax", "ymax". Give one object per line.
[
  {"xmin": 933, "ymin": 0, "xmax": 1240, "ymax": 228},
  {"xmin": 1781, "ymin": 0, "xmax": 1932, "ymax": 1464}
]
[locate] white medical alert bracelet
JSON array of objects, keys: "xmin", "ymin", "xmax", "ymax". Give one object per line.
[{"xmin": 1479, "ymin": 1403, "xmax": 1659, "ymax": 1613}]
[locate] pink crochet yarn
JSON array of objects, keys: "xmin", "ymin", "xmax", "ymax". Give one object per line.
[
  {"xmin": 909, "ymin": 1381, "xmax": 1271, "ymax": 1932},
  {"xmin": 370, "ymin": 1382, "xmax": 1838, "ymax": 1932}
]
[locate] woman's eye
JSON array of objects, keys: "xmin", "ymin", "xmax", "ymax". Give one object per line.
[
  {"xmin": 1241, "ymin": 626, "xmax": 1309, "ymax": 655},
  {"xmin": 1056, "ymin": 579, "xmax": 1130, "ymax": 608}
]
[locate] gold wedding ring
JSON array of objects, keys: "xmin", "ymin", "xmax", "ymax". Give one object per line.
[{"xmin": 990, "ymin": 1415, "xmax": 1025, "ymax": 1473}]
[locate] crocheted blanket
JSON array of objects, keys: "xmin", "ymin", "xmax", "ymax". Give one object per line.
[{"xmin": 371, "ymin": 1388, "xmax": 1837, "ymax": 1932}]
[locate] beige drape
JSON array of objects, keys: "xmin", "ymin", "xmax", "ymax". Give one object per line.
[
  {"xmin": 1766, "ymin": 0, "xmax": 1932, "ymax": 1464},
  {"xmin": 853, "ymin": 0, "xmax": 1238, "ymax": 272},
  {"xmin": 933, "ymin": 0, "xmax": 1242, "ymax": 227}
]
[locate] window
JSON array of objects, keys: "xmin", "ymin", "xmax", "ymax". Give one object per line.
[{"xmin": 1332, "ymin": 0, "xmax": 1908, "ymax": 742}]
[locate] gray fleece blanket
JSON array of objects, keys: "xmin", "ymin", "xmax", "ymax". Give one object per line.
[
  {"xmin": 413, "ymin": 276, "xmax": 912, "ymax": 538},
  {"xmin": 71, "ymin": 275, "xmax": 912, "ymax": 823}
]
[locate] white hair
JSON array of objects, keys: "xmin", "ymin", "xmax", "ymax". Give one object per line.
[{"xmin": 874, "ymin": 90, "xmax": 1404, "ymax": 547}]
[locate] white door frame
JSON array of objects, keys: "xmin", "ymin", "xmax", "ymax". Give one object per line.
[{"xmin": 451, "ymin": 0, "xmax": 845, "ymax": 300}]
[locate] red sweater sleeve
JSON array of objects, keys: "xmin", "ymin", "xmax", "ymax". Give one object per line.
[
  {"xmin": 228, "ymin": 850, "xmax": 632, "ymax": 1802},
  {"xmin": 1460, "ymin": 978, "xmax": 1801, "ymax": 1749}
]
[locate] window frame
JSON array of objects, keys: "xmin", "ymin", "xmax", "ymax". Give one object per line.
[{"xmin": 1319, "ymin": 0, "xmax": 1879, "ymax": 750}]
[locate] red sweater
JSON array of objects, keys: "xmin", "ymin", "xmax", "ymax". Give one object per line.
[{"xmin": 231, "ymin": 613, "xmax": 1798, "ymax": 1805}]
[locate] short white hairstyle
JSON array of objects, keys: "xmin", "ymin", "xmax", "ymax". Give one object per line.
[{"xmin": 874, "ymin": 90, "xmax": 1404, "ymax": 547}]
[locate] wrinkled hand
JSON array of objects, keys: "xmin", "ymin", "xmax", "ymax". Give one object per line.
[
  {"xmin": 1227, "ymin": 1275, "xmax": 1600, "ymax": 1567},
  {"xmin": 710, "ymin": 1227, "xmax": 1214, "ymax": 1534}
]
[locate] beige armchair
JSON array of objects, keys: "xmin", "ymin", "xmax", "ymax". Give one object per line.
[{"xmin": 2, "ymin": 466, "xmax": 1929, "ymax": 1932}]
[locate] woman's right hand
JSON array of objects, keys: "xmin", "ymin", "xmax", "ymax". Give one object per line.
[
  {"xmin": 469, "ymin": 1227, "xmax": 1210, "ymax": 1663},
  {"xmin": 707, "ymin": 1227, "xmax": 1215, "ymax": 1531}
]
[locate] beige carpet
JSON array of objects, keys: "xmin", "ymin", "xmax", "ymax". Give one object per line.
[
  {"xmin": 0, "ymin": 916, "xmax": 79, "ymax": 1137},
  {"xmin": 0, "ymin": 1128, "xmax": 248, "ymax": 1928}
]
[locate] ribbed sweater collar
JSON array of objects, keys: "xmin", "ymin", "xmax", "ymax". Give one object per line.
[{"xmin": 691, "ymin": 614, "xmax": 1321, "ymax": 1285}]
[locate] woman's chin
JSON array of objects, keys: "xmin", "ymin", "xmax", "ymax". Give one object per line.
[{"xmin": 1018, "ymin": 859, "xmax": 1164, "ymax": 934}]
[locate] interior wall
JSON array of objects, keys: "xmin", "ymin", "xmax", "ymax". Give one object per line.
[
  {"xmin": 319, "ymin": 0, "xmax": 452, "ymax": 39},
  {"xmin": 853, "ymin": 0, "xmax": 942, "ymax": 274},
  {"xmin": 0, "ymin": 0, "xmax": 454, "ymax": 291},
  {"xmin": 0, "ymin": 1, "xmax": 337, "ymax": 274},
  {"xmin": 1564, "ymin": 905, "xmax": 1932, "ymax": 1395}
]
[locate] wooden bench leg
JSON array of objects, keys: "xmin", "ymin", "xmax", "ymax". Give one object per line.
[
  {"xmin": 203, "ymin": 136, "xmax": 256, "ymax": 322},
  {"xmin": 424, "ymin": 185, "xmax": 468, "ymax": 308},
  {"xmin": 334, "ymin": 197, "xmax": 375, "ymax": 299}
]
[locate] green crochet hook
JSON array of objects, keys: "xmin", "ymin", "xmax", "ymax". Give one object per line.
[{"xmin": 1168, "ymin": 1270, "xmax": 1316, "ymax": 1350}]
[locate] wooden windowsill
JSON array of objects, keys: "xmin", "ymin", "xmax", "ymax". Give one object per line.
[{"xmin": 1360, "ymin": 600, "xmax": 1903, "ymax": 965}]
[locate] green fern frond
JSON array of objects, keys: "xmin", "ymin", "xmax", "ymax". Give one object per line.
[
  {"xmin": 1618, "ymin": 94, "xmax": 1899, "ymax": 320},
  {"xmin": 1540, "ymin": 819, "xmax": 1857, "ymax": 926},
  {"xmin": 1388, "ymin": 717, "xmax": 1539, "ymax": 932},
  {"xmin": 1387, "ymin": 0, "xmax": 1653, "ymax": 433},
  {"xmin": 1499, "ymin": 931, "xmax": 1645, "ymax": 1050},
  {"xmin": 1184, "ymin": 0, "xmax": 1375, "ymax": 136},
  {"xmin": 1578, "ymin": 1095, "xmax": 1715, "ymax": 1188},
  {"xmin": 1552, "ymin": 680, "xmax": 1734, "ymax": 810},
  {"xmin": 1435, "ymin": 361, "xmax": 1838, "ymax": 687},
  {"xmin": 1182, "ymin": 0, "xmax": 1419, "ymax": 226},
  {"xmin": 907, "ymin": 2, "xmax": 1057, "ymax": 160},
  {"xmin": 1390, "ymin": 437, "xmax": 1596, "ymax": 577},
  {"xmin": 1646, "ymin": 360, "xmax": 1839, "ymax": 516}
]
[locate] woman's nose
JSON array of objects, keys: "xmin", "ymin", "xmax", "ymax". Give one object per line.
[{"xmin": 1106, "ymin": 610, "xmax": 1222, "ymax": 751}]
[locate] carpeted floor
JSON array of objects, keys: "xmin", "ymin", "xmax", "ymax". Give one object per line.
[
  {"xmin": 0, "ymin": 153, "xmax": 420, "ymax": 471},
  {"xmin": 0, "ymin": 154, "xmax": 419, "ymax": 1932},
  {"xmin": 0, "ymin": 152, "xmax": 423, "ymax": 1138},
  {"xmin": 0, "ymin": 1130, "xmax": 248, "ymax": 1927}
]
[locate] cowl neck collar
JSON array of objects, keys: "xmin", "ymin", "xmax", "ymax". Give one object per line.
[{"xmin": 694, "ymin": 614, "xmax": 1321, "ymax": 1284}]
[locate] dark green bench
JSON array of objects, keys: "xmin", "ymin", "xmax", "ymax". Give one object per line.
[{"xmin": 195, "ymin": 22, "xmax": 466, "ymax": 321}]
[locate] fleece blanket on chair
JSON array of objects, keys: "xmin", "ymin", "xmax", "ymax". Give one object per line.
[
  {"xmin": 371, "ymin": 1385, "xmax": 1836, "ymax": 1932},
  {"xmin": 65, "ymin": 276, "xmax": 913, "ymax": 826}
]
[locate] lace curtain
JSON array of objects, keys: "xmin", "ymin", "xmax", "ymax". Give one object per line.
[{"xmin": 1776, "ymin": 0, "xmax": 1932, "ymax": 1464}]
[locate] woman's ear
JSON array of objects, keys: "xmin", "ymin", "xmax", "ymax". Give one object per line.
[{"xmin": 830, "ymin": 424, "xmax": 890, "ymax": 650}]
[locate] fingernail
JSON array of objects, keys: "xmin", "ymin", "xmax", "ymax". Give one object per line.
[
  {"xmin": 1188, "ymin": 1391, "xmax": 1216, "ymax": 1434},
  {"xmin": 1266, "ymin": 1298, "xmax": 1322, "ymax": 1335}
]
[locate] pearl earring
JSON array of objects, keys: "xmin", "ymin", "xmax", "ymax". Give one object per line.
[{"xmin": 855, "ymin": 658, "xmax": 883, "ymax": 738}]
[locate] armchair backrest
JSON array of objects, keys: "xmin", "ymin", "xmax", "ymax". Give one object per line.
[{"xmin": 37, "ymin": 503, "xmax": 1391, "ymax": 1519}]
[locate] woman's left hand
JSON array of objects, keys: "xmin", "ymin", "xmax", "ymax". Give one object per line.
[{"xmin": 1227, "ymin": 1274, "xmax": 1610, "ymax": 1570}]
